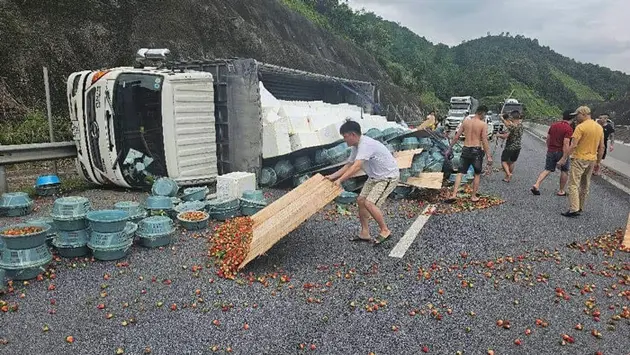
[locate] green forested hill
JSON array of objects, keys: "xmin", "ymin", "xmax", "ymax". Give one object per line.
[{"xmin": 283, "ymin": 0, "xmax": 630, "ymax": 118}]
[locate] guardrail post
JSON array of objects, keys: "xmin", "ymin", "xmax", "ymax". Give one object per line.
[
  {"xmin": 0, "ymin": 165, "xmax": 7, "ymax": 193},
  {"xmin": 43, "ymin": 66, "xmax": 58, "ymax": 174}
]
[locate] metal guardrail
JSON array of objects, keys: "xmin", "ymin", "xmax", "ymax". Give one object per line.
[
  {"xmin": 0, "ymin": 141, "xmax": 78, "ymax": 193},
  {"xmin": 0, "ymin": 141, "xmax": 77, "ymax": 165}
]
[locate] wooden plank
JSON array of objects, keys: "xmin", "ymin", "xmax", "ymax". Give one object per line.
[
  {"xmin": 239, "ymin": 174, "xmax": 343, "ymax": 269},
  {"xmin": 623, "ymin": 212, "xmax": 630, "ymax": 250},
  {"xmin": 405, "ymin": 172, "xmax": 444, "ymax": 190},
  {"xmin": 350, "ymin": 149, "xmax": 422, "ymax": 178},
  {"xmin": 251, "ymin": 174, "xmax": 323, "ymax": 227}
]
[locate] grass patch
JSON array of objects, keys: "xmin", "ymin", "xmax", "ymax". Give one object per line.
[
  {"xmin": 19, "ymin": 176, "xmax": 93, "ymax": 198},
  {"xmin": 279, "ymin": 0, "xmax": 332, "ymax": 30},
  {"xmin": 548, "ymin": 66, "xmax": 604, "ymax": 102},
  {"xmin": 0, "ymin": 110, "xmax": 72, "ymax": 145}
]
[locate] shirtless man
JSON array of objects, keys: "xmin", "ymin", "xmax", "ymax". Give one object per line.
[{"xmin": 445, "ymin": 105, "xmax": 493, "ymax": 203}]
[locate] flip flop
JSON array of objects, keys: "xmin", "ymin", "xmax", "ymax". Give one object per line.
[
  {"xmin": 349, "ymin": 236, "xmax": 372, "ymax": 242},
  {"xmin": 556, "ymin": 192, "xmax": 567, "ymax": 197},
  {"xmin": 470, "ymin": 198, "xmax": 481, "ymax": 203},
  {"xmin": 444, "ymin": 198, "xmax": 457, "ymax": 204},
  {"xmin": 373, "ymin": 233, "xmax": 391, "ymax": 246},
  {"xmin": 531, "ymin": 187, "xmax": 541, "ymax": 195}
]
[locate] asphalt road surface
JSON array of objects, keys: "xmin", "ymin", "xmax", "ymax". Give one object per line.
[{"xmin": 1, "ymin": 132, "xmax": 629, "ymax": 355}]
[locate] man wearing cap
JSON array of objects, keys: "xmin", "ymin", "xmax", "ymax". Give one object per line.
[
  {"xmin": 557, "ymin": 106, "xmax": 604, "ymax": 217},
  {"xmin": 531, "ymin": 110, "xmax": 575, "ymax": 196}
]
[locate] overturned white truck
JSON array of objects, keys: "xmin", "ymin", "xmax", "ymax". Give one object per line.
[{"xmin": 66, "ymin": 48, "xmax": 408, "ymax": 189}]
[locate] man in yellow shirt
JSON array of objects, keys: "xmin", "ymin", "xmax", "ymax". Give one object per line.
[
  {"xmin": 418, "ymin": 110, "xmax": 437, "ymax": 131},
  {"xmin": 557, "ymin": 106, "xmax": 604, "ymax": 217}
]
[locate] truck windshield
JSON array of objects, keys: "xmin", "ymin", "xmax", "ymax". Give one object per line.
[
  {"xmin": 450, "ymin": 103, "xmax": 470, "ymax": 110},
  {"xmin": 113, "ymin": 73, "xmax": 167, "ymax": 184},
  {"xmin": 503, "ymin": 104, "xmax": 523, "ymax": 114}
]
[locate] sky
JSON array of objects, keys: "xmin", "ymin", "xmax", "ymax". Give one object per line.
[{"xmin": 346, "ymin": 0, "xmax": 630, "ymax": 74}]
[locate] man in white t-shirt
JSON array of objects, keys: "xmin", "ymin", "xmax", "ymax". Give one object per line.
[{"xmin": 326, "ymin": 120, "xmax": 399, "ymax": 246}]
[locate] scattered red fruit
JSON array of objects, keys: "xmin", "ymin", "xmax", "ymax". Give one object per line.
[
  {"xmin": 310, "ymin": 344, "xmax": 316, "ymax": 350},
  {"xmin": 422, "ymin": 345, "xmax": 429, "ymax": 353},
  {"xmin": 243, "ymin": 323, "xmax": 249, "ymax": 330},
  {"xmin": 514, "ymin": 339, "xmax": 522, "ymax": 346},
  {"xmin": 65, "ymin": 336, "xmax": 74, "ymax": 343}
]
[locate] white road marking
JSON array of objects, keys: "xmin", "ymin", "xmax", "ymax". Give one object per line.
[{"xmin": 389, "ymin": 204, "xmax": 436, "ymax": 258}]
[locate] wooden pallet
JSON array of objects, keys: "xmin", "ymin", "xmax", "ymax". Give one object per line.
[
  {"xmin": 239, "ymin": 174, "xmax": 343, "ymax": 269},
  {"xmin": 405, "ymin": 172, "xmax": 444, "ymax": 190}
]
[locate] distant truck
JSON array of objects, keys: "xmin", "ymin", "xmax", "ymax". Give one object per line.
[
  {"xmin": 445, "ymin": 96, "xmax": 479, "ymax": 131},
  {"xmin": 66, "ymin": 48, "xmax": 379, "ymax": 188},
  {"xmin": 500, "ymin": 98, "xmax": 524, "ymax": 116}
]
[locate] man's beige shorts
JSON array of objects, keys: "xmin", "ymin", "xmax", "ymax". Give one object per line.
[{"xmin": 359, "ymin": 177, "xmax": 399, "ymax": 207}]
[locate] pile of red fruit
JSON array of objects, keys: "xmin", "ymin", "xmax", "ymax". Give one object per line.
[
  {"xmin": 179, "ymin": 211, "xmax": 208, "ymax": 222},
  {"xmin": 208, "ymin": 217, "xmax": 254, "ymax": 279},
  {"xmin": 2, "ymin": 226, "xmax": 44, "ymax": 236}
]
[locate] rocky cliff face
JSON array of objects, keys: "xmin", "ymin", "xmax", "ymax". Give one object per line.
[{"xmin": 0, "ymin": 0, "xmax": 416, "ymax": 120}]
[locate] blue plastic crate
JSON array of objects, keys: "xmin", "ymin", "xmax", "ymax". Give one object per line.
[
  {"xmin": 151, "ymin": 177, "xmax": 179, "ymax": 197},
  {"xmin": 55, "ymin": 245, "xmax": 90, "ymax": 258},
  {"xmin": 0, "ymin": 268, "xmax": 5, "ymax": 292},
  {"xmin": 241, "ymin": 190, "xmax": 264, "ymax": 202},
  {"xmin": 86, "ymin": 210, "xmax": 130, "ymax": 233},
  {"xmin": 53, "ymin": 218, "xmax": 88, "ymax": 231},
  {"xmin": 177, "ymin": 211, "xmax": 210, "ymax": 231},
  {"xmin": 0, "ymin": 192, "xmax": 34, "ymax": 217},
  {"xmin": 35, "ymin": 175, "xmax": 61, "ymax": 187},
  {"xmin": 137, "ymin": 216, "xmax": 175, "ymax": 238},
  {"xmin": 293, "ymin": 156, "xmax": 313, "ymax": 173},
  {"xmin": 210, "ymin": 207, "xmax": 240, "ymax": 221},
  {"xmin": 0, "ymin": 244, "xmax": 52, "ymax": 271},
  {"xmin": 174, "ymin": 201, "xmax": 207, "ymax": 214},
  {"xmin": 145, "ymin": 195, "xmax": 173, "ymax": 210},
  {"xmin": 206, "ymin": 198, "xmax": 240, "ymax": 212},
  {"xmin": 181, "ymin": 187, "xmax": 209, "ymax": 202},
  {"xmin": 260, "ymin": 167, "xmax": 277, "ymax": 187},
  {"xmin": 114, "ymin": 201, "xmax": 144, "ymax": 218},
  {"xmin": 365, "ymin": 128, "xmax": 383, "ymax": 141},
  {"xmin": 90, "ymin": 242, "xmax": 133, "ymax": 261},
  {"xmin": 54, "ymin": 228, "xmax": 90, "ymax": 248},
  {"xmin": 88, "ymin": 222, "xmax": 137, "ymax": 249},
  {"xmin": 0, "ymin": 223, "xmax": 51, "ymax": 250},
  {"xmin": 51, "ymin": 196, "xmax": 91, "ymax": 220},
  {"xmin": 335, "ymin": 191, "xmax": 358, "ymax": 205}
]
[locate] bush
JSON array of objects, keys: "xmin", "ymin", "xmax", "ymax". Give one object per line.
[{"xmin": 0, "ymin": 110, "xmax": 72, "ymax": 145}]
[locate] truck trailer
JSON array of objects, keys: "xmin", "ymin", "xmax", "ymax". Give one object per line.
[{"xmin": 66, "ymin": 49, "xmax": 379, "ymax": 188}]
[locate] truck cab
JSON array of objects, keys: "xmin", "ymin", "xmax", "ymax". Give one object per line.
[
  {"xmin": 67, "ymin": 64, "xmax": 218, "ymax": 188},
  {"xmin": 445, "ymin": 96, "xmax": 479, "ymax": 130}
]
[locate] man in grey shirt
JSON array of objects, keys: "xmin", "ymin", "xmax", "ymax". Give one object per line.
[{"xmin": 326, "ymin": 120, "xmax": 399, "ymax": 245}]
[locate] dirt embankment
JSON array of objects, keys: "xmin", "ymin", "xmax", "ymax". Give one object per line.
[{"xmin": 0, "ymin": 0, "xmax": 418, "ymax": 121}]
